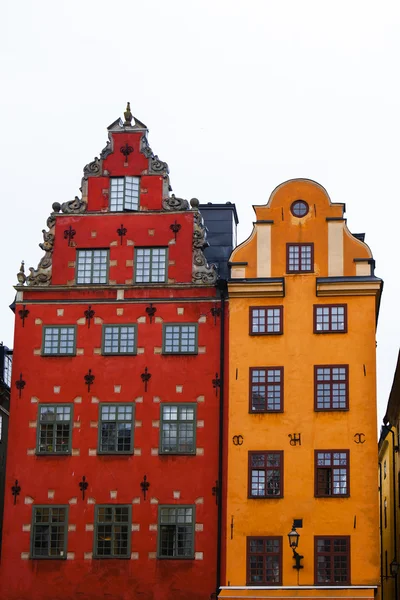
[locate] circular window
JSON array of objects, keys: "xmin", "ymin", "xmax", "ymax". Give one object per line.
[{"xmin": 291, "ymin": 200, "xmax": 309, "ymax": 218}]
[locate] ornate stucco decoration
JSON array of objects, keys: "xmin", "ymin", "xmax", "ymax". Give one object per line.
[
  {"xmin": 162, "ymin": 194, "xmax": 189, "ymax": 211},
  {"xmin": 190, "ymin": 198, "xmax": 218, "ymax": 285},
  {"xmin": 23, "ymin": 198, "xmax": 87, "ymax": 287}
]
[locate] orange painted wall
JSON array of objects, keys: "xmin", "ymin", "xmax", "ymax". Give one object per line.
[{"xmin": 224, "ymin": 179, "xmax": 380, "ymax": 594}]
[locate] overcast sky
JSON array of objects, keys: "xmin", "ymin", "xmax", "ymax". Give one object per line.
[{"xmin": 1, "ymin": 0, "xmax": 399, "ymax": 424}]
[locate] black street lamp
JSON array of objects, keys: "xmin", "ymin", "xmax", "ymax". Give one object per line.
[{"xmin": 288, "ymin": 524, "xmax": 304, "ymax": 571}]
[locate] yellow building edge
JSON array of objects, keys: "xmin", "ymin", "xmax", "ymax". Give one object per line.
[{"xmin": 219, "ymin": 586, "xmax": 377, "ymax": 598}]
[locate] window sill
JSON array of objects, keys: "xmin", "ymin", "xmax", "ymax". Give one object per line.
[
  {"xmin": 36, "ymin": 452, "xmax": 71, "ymax": 456},
  {"xmin": 157, "ymin": 555, "xmax": 195, "ymax": 560}
]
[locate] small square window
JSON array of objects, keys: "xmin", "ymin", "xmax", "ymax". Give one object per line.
[
  {"xmin": 287, "ymin": 244, "xmax": 314, "ymax": 273},
  {"xmin": 314, "ymin": 305, "xmax": 347, "ymax": 333},
  {"xmin": 163, "ymin": 324, "xmax": 198, "ymax": 354},
  {"xmin": 158, "ymin": 505, "xmax": 195, "ymax": 558},
  {"xmin": 98, "ymin": 404, "xmax": 134, "ymax": 454},
  {"xmin": 160, "ymin": 404, "xmax": 196, "ymax": 454},
  {"xmin": 315, "ymin": 536, "xmax": 350, "ymax": 584},
  {"xmin": 76, "ymin": 249, "xmax": 109, "ymax": 284},
  {"xmin": 249, "ymin": 367, "xmax": 283, "ymax": 413},
  {"xmin": 110, "ymin": 177, "xmax": 140, "ymax": 211},
  {"xmin": 315, "ymin": 365, "xmax": 348, "ymax": 411},
  {"xmin": 31, "ymin": 506, "xmax": 68, "ymax": 559},
  {"xmin": 37, "ymin": 405, "xmax": 73, "ymax": 454},
  {"xmin": 248, "ymin": 451, "xmax": 283, "ymax": 498},
  {"xmin": 42, "ymin": 326, "xmax": 76, "ymax": 356},
  {"xmin": 94, "ymin": 505, "xmax": 131, "ymax": 558},
  {"xmin": 315, "ymin": 450, "xmax": 349, "ymax": 497},
  {"xmin": 247, "ymin": 536, "xmax": 282, "ymax": 585},
  {"xmin": 135, "ymin": 248, "xmax": 167, "ymax": 283},
  {"xmin": 250, "ymin": 307, "xmax": 283, "ymax": 335},
  {"xmin": 102, "ymin": 325, "xmax": 137, "ymax": 355}
]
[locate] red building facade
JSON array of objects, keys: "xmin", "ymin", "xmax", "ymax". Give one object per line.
[{"xmin": 1, "ymin": 106, "xmax": 230, "ymax": 600}]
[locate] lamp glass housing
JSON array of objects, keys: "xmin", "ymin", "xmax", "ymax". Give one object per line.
[{"xmin": 288, "ymin": 527, "xmax": 300, "ymax": 549}]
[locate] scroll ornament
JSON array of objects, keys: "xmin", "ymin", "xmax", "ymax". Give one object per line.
[
  {"xmin": 22, "ymin": 198, "xmax": 87, "ymax": 287},
  {"xmin": 190, "ymin": 198, "xmax": 218, "ymax": 285}
]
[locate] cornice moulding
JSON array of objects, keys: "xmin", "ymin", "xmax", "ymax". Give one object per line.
[{"xmin": 228, "ymin": 278, "xmax": 284, "ymax": 298}]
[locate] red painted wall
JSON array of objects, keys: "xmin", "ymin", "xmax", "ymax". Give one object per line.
[{"xmin": 0, "ymin": 123, "xmax": 223, "ymax": 600}]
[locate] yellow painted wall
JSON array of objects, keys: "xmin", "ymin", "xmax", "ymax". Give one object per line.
[
  {"xmin": 224, "ymin": 179, "xmax": 380, "ymax": 596},
  {"xmin": 379, "ymin": 429, "xmax": 397, "ymax": 599}
]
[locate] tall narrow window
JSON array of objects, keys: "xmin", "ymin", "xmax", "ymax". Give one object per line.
[
  {"xmin": 315, "ymin": 450, "xmax": 349, "ymax": 497},
  {"xmin": 37, "ymin": 405, "xmax": 72, "ymax": 454},
  {"xmin": 31, "ymin": 506, "xmax": 68, "ymax": 559},
  {"xmin": 163, "ymin": 324, "xmax": 198, "ymax": 354},
  {"xmin": 315, "ymin": 536, "xmax": 350, "ymax": 584},
  {"xmin": 314, "ymin": 305, "xmax": 347, "ymax": 333},
  {"xmin": 135, "ymin": 248, "xmax": 167, "ymax": 283},
  {"xmin": 102, "ymin": 325, "xmax": 137, "ymax": 355},
  {"xmin": 158, "ymin": 506, "xmax": 195, "ymax": 558},
  {"xmin": 250, "ymin": 307, "xmax": 283, "ymax": 335},
  {"xmin": 98, "ymin": 404, "xmax": 134, "ymax": 454},
  {"xmin": 94, "ymin": 505, "xmax": 131, "ymax": 558},
  {"xmin": 159, "ymin": 404, "xmax": 196, "ymax": 454},
  {"xmin": 249, "ymin": 367, "xmax": 283, "ymax": 413},
  {"xmin": 315, "ymin": 365, "xmax": 348, "ymax": 410},
  {"xmin": 76, "ymin": 249, "xmax": 109, "ymax": 284},
  {"xmin": 248, "ymin": 451, "xmax": 283, "ymax": 498},
  {"xmin": 247, "ymin": 537, "xmax": 282, "ymax": 585},
  {"xmin": 110, "ymin": 177, "xmax": 140, "ymax": 211},
  {"xmin": 287, "ymin": 243, "xmax": 314, "ymax": 273},
  {"xmin": 42, "ymin": 326, "xmax": 76, "ymax": 356}
]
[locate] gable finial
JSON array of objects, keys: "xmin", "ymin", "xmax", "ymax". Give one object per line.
[{"xmin": 124, "ymin": 102, "xmax": 133, "ymax": 126}]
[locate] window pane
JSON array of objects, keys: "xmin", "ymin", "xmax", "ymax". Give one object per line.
[
  {"xmin": 163, "ymin": 325, "xmax": 197, "ymax": 354},
  {"xmin": 135, "ymin": 248, "xmax": 167, "ymax": 283},
  {"xmin": 160, "ymin": 405, "xmax": 195, "ymax": 454},
  {"xmin": 251, "ymin": 368, "xmax": 282, "ymax": 412},
  {"xmin": 77, "ymin": 250, "xmax": 108, "ymax": 284},
  {"xmin": 32, "ymin": 507, "xmax": 67, "ymax": 558},
  {"xmin": 43, "ymin": 327, "xmax": 75, "ymax": 355},
  {"xmin": 99, "ymin": 404, "xmax": 133, "ymax": 453},
  {"xmin": 103, "ymin": 325, "xmax": 136, "ymax": 354},
  {"xmin": 95, "ymin": 505, "xmax": 130, "ymax": 558},
  {"xmin": 158, "ymin": 506, "xmax": 194, "ymax": 558},
  {"xmin": 38, "ymin": 405, "xmax": 72, "ymax": 454},
  {"xmin": 247, "ymin": 537, "xmax": 281, "ymax": 586}
]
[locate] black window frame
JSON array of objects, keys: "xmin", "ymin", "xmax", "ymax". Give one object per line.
[
  {"xmin": 31, "ymin": 505, "xmax": 68, "ymax": 559},
  {"xmin": 76, "ymin": 249, "xmax": 109, "ymax": 285},
  {"xmin": 94, "ymin": 505, "xmax": 131, "ymax": 559},
  {"xmin": 42, "ymin": 326, "xmax": 77, "ymax": 356},
  {"xmin": 102, "ymin": 324, "xmax": 137, "ymax": 355},
  {"xmin": 158, "ymin": 505, "xmax": 195, "ymax": 559},
  {"xmin": 315, "ymin": 536, "xmax": 350, "ymax": 584},
  {"xmin": 314, "ymin": 365, "xmax": 349, "ymax": 411},
  {"xmin": 315, "ymin": 450, "xmax": 350, "ymax": 497},
  {"xmin": 162, "ymin": 324, "xmax": 198, "ymax": 355},
  {"xmin": 314, "ymin": 305, "xmax": 347, "ymax": 334},
  {"xmin": 249, "ymin": 306, "xmax": 283, "ymax": 335},
  {"xmin": 247, "ymin": 536, "xmax": 282, "ymax": 585},
  {"xmin": 159, "ymin": 403, "xmax": 196, "ymax": 455},
  {"xmin": 134, "ymin": 247, "xmax": 168, "ymax": 284},
  {"xmin": 36, "ymin": 404, "xmax": 73, "ymax": 455},
  {"xmin": 286, "ymin": 243, "xmax": 314, "ymax": 273},
  {"xmin": 98, "ymin": 403, "xmax": 135, "ymax": 455},
  {"xmin": 109, "ymin": 176, "xmax": 140, "ymax": 212},
  {"xmin": 249, "ymin": 367, "xmax": 284, "ymax": 413},
  {"xmin": 248, "ymin": 451, "xmax": 283, "ymax": 499}
]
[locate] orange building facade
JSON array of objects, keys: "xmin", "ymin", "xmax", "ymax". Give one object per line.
[{"xmin": 220, "ymin": 179, "xmax": 382, "ymax": 600}]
